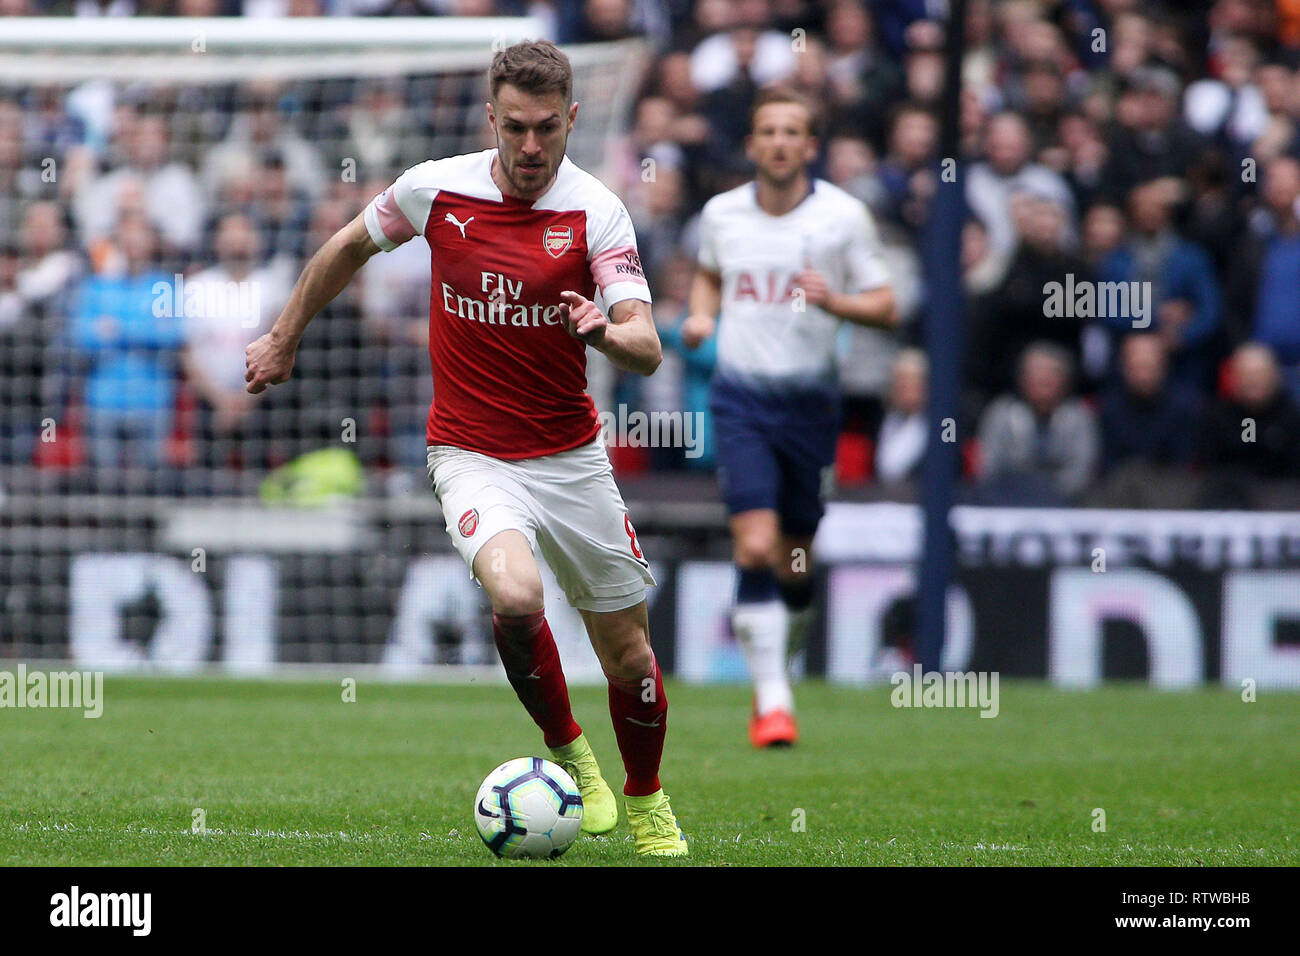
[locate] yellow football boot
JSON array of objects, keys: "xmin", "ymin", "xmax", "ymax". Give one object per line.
[
  {"xmin": 550, "ymin": 733, "xmax": 618, "ymax": 835},
  {"xmin": 625, "ymin": 790, "xmax": 688, "ymax": 857}
]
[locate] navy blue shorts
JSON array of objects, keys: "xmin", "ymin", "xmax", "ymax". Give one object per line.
[{"xmin": 709, "ymin": 374, "xmax": 840, "ymax": 537}]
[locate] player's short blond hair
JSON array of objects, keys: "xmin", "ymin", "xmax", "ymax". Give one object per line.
[
  {"xmin": 489, "ymin": 40, "xmax": 573, "ymax": 106},
  {"xmin": 750, "ymin": 86, "xmax": 821, "ymax": 138}
]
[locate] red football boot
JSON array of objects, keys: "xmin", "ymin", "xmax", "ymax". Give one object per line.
[{"xmin": 749, "ymin": 704, "xmax": 798, "ymax": 748}]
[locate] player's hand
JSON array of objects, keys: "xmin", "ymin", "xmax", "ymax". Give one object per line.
[
  {"xmin": 559, "ymin": 290, "xmax": 607, "ymax": 345},
  {"xmin": 794, "ymin": 267, "xmax": 831, "ymax": 308},
  {"xmin": 680, "ymin": 313, "xmax": 716, "ymax": 349},
  {"xmin": 245, "ymin": 331, "xmax": 295, "ymax": 394}
]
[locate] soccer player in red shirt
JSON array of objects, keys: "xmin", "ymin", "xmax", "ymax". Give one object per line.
[{"xmin": 244, "ymin": 40, "xmax": 686, "ymax": 857}]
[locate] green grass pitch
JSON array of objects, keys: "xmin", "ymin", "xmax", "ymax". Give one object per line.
[{"xmin": 1, "ymin": 677, "xmax": 1296, "ymax": 866}]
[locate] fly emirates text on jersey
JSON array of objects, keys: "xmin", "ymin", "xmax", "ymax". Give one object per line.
[{"xmin": 441, "ymin": 271, "xmax": 568, "ymax": 327}]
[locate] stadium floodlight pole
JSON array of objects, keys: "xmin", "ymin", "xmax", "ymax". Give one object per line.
[{"xmin": 916, "ymin": 0, "xmax": 968, "ymax": 675}]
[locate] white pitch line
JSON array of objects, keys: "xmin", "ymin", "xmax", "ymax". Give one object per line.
[{"xmin": 11, "ymin": 821, "xmax": 458, "ymax": 844}]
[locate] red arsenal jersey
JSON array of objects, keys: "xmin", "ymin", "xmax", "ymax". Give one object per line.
[{"xmin": 363, "ymin": 148, "xmax": 652, "ymax": 459}]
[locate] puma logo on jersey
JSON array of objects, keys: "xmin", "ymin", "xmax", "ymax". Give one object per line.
[{"xmin": 445, "ymin": 213, "xmax": 475, "ymax": 238}]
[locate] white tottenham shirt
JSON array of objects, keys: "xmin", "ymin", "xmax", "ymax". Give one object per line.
[{"xmin": 697, "ymin": 178, "xmax": 891, "ymax": 387}]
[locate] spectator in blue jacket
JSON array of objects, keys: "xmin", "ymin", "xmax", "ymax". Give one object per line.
[
  {"xmin": 1098, "ymin": 178, "xmax": 1222, "ymax": 392},
  {"xmin": 69, "ymin": 213, "xmax": 182, "ymax": 478},
  {"xmin": 658, "ymin": 319, "xmax": 717, "ymax": 470},
  {"xmin": 1239, "ymin": 157, "xmax": 1300, "ymax": 405},
  {"xmin": 1099, "ymin": 332, "xmax": 1200, "ymax": 473},
  {"xmin": 660, "ymin": 254, "xmax": 717, "ymax": 471}
]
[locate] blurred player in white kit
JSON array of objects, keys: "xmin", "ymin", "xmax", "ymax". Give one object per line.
[{"xmin": 683, "ymin": 87, "xmax": 897, "ymax": 747}]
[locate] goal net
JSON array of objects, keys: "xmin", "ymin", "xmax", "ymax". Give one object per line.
[{"xmin": 0, "ymin": 18, "xmax": 649, "ymax": 678}]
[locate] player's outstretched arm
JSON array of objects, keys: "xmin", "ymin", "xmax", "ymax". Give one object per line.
[
  {"xmin": 680, "ymin": 267, "xmax": 722, "ymax": 349},
  {"xmin": 245, "ymin": 212, "xmax": 381, "ymax": 394},
  {"xmin": 559, "ymin": 291, "xmax": 662, "ymax": 376}
]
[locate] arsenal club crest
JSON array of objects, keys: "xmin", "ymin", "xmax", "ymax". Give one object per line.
[
  {"xmin": 458, "ymin": 508, "xmax": 479, "ymax": 537},
  {"xmin": 544, "ymin": 224, "xmax": 573, "ymax": 258}
]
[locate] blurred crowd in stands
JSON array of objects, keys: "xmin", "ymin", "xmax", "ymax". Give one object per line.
[{"xmin": 3, "ymin": 0, "xmax": 1300, "ymax": 507}]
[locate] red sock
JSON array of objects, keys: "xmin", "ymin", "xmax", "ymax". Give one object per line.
[
  {"xmin": 606, "ymin": 654, "xmax": 667, "ymax": 796},
  {"xmin": 492, "ymin": 610, "xmax": 581, "ymax": 749}
]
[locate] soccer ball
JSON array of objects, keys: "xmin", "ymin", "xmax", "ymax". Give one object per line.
[{"xmin": 473, "ymin": 757, "xmax": 584, "ymax": 859}]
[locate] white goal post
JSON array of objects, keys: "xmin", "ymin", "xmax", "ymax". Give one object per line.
[{"xmin": 0, "ymin": 18, "xmax": 649, "ymax": 173}]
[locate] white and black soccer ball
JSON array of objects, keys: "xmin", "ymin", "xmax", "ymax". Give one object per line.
[{"xmin": 474, "ymin": 757, "xmax": 584, "ymax": 859}]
